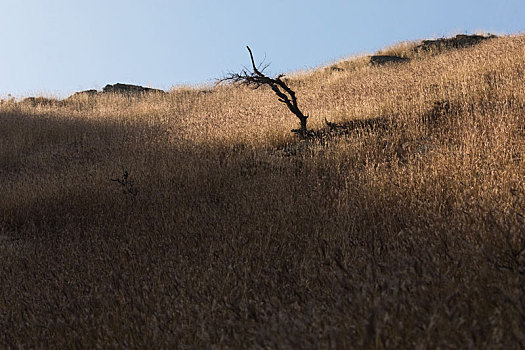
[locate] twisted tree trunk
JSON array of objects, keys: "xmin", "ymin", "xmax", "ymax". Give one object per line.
[{"xmin": 220, "ymin": 46, "xmax": 309, "ymax": 136}]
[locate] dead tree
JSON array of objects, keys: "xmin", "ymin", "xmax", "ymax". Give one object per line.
[{"xmin": 220, "ymin": 46, "xmax": 309, "ymax": 136}]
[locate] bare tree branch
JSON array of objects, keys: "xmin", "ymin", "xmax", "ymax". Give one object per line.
[{"xmin": 219, "ymin": 46, "xmax": 309, "ymax": 136}]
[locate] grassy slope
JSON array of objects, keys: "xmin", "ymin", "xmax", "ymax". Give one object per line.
[{"xmin": 0, "ymin": 35, "xmax": 524, "ymax": 348}]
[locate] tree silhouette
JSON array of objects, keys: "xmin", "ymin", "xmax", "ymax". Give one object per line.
[{"xmin": 220, "ymin": 46, "xmax": 309, "ymax": 136}]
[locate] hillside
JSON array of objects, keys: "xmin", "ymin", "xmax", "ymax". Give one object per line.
[{"xmin": 0, "ymin": 34, "xmax": 524, "ymax": 348}]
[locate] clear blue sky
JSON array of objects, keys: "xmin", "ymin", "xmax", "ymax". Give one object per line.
[{"xmin": 1, "ymin": 0, "xmax": 523, "ymax": 98}]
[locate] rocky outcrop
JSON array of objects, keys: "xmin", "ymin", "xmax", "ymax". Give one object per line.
[
  {"xmin": 414, "ymin": 34, "xmax": 497, "ymax": 53},
  {"xmin": 68, "ymin": 84, "xmax": 165, "ymax": 99},
  {"xmin": 369, "ymin": 34, "xmax": 497, "ymax": 67},
  {"xmin": 70, "ymin": 89, "xmax": 99, "ymax": 98},
  {"xmin": 102, "ymin": 83, "xmax": 165, "ymax": 94},
  {"xmin": 370, "ymin": 55, "xmax": 409, "ymax": 66}
]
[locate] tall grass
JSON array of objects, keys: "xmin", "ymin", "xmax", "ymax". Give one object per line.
[{"xmin": 0, "ymin": 34, "xmax": 524, "ymax": 348}]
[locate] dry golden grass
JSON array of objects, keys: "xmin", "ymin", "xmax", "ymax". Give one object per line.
[{"xmin": 0, "ymin": 34, "xmax": 524, "ymax": 348}]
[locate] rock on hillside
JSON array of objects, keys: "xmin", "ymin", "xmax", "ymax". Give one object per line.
[
  {"xmin": 102, "ymin": 83, "xmax": 165, "ymax": 94},
  {"xmin": 69, "ymin": 89, "xmax": 99, "ymax": 98},
  {"xmin": 368, "ymin": 34, "xmax": 497, "ymax": 66},
  {"xmin": 370, "ymin": 55, "xmax": 409, "ymax": 66},
  {"xmin": 68, "ymin": 83, "xmax": 165, "ymax": 99},
  {"xmin": 414, "ymin": 34, "xmax": 497, "ymax": 53}
]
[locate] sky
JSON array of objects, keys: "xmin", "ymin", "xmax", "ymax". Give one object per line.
[{"xmin": 0, "ymin": 0, "xmax": 523, "ymax": 98}]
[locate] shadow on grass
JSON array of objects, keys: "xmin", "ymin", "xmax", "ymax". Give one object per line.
[{"xmin": 0, "ymin": 102, "xmax": 523, "ymax": 348}]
